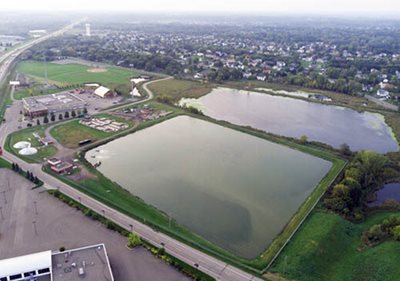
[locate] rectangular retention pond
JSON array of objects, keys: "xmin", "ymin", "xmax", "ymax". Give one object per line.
[
  {"xmin": 181, "ymin": 88, "xmax": 398, "ymax": 153},
  {"xmin": 86, "ymin": 116, "xmax": 332, "ymax": 259}
]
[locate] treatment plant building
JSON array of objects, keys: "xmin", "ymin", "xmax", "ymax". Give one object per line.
[{"xmin": 22, "ymin": 92, "xmax": 87, "ymax": 118}]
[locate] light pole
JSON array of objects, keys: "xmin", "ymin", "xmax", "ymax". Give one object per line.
[
  {"xmin": 2, "ymin": 191, "xmax": 6, "ymax": 204},
  {"xmin": 0, "ymin": 207, "xmax": 4, "ymax": 220},
  {"xmin": 34, "ymin": 201, "xmax": 38, "ymax": 215},
  {"xmin": 129, "ymin": 224, "xmax": 133, "ymax": 233}
]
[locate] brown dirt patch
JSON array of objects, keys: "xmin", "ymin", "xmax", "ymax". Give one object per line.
[
  {"xmin": 87, "ymin": 68, "xmax": 108, "ymax": 73},
  {"xmin": 264, "ymin": 272, "xmax": 296, "ymax": 281}
]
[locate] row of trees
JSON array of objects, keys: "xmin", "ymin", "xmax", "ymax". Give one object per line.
[
  {"xmin": 11, "ymin": 163, "xmax": 40, "ymax": 185},
  {"xmin": 42, "ymin": 108, "xmax": 87, "ymax": 124},
  {"xmin": 25, "ymin": 171, "xmax": 40, "ymax": 185}
]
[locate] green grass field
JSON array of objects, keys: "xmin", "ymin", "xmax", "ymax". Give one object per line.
[
  {"xmin": 270, "ymin": 211, "xmax": 400, "ymax": 281},
  {"xmin": 5, "ymin": 126, "xmax": 57, "ymax": 163},
  {"xmin": 148, "ymin": 79, "xmax": 215, "ymax": 102},
  {"xmin": 14, "ymin": 85, "xmax": 75, "ymax": 100},
  {"xmin": 16, "ymin": 60, "xmax": 140, "ymax": 96},
  {"xmin": 0, "ymin": 157, "xmax": 12, "ymax": 169},
  {"xmin": 50, "ymin": 115, "xmax": 133, "ymax": 149}
]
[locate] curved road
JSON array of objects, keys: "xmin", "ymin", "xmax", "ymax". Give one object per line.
[{"xmin": 0, "ymin": 28, "xmax": 262, "ymax": 281}]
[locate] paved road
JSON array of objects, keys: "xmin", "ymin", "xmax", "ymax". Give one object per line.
[
  {"xmin": 102, "ymin": 76, "xmax": 172, "ymax": 113},
  {"xmin": 366, "ymin": 95, "xmax": 398, "ymax": 111},
  {"xmin": 0, "ymin": 26, "xmax": 262, "ymax": 281}
]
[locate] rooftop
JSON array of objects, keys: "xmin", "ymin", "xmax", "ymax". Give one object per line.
[
  {"xmin": 94, "ymin": 86, "xmax": 111, "ymax": 98},
  {"xmin": 0, "ymin": 244, "xmax": 113, "ymax": 281},
  {"xmin": 52, "ymin": 244, "xmax": 114, "ymax": 281},
  {"xmin": 23, "ymin": 92, "xmax": 87, "ymax": 113}
]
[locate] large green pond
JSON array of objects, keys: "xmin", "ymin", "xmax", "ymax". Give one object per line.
[{"xmin": 86, "ymin": 116, "xmax": 332, "ymax": 258}]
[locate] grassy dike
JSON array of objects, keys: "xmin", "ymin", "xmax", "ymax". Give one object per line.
[{"xmin": 37, "ymin": 100, "xmax": 346, "ymax": 275}]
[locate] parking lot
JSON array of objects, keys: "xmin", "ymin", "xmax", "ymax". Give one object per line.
[{"xmin": 0, "ymin": 169, "xmax": 191, "ymax": 281}]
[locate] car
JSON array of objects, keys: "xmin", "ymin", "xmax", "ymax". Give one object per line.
[{"xmin": 27, "ymin": 123, "xmax": 32, "ymax": 127}]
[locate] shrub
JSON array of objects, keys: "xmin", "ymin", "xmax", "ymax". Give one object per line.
[
  {"xmin": 393, "ymin": 225, "xmax": 400, "ymax": 241},
  {"xmin": 127, "ymin": 233, "xmax": 141, "ymax": 248}
]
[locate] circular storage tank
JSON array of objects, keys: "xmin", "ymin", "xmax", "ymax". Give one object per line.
[
  {"xmin": 19, "ymin": 147, "xmax": 38, "ymax": 156},
  {"xmin": 13, "ymin": 141, "xmax": 31, "ymax": 149}
]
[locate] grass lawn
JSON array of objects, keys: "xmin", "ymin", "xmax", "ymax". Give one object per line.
[
  {"xmin": 148, "ymin": 79, "xmax": 215, "ymax": 102},
  {"xmin": 270, "ymin": 211, "xmax": 400, "ymax": 281},
  {"xmin": 5, "ymin": 126, "xmax": 57, "ymax": 163},
  {"xmin": 14, "ymin": 84, "xmax": 75, "ymax": 100},
  {"xmin": 0, "ymin": 157, "xmax": 12, "ymax": 169},
  {"xmin": 50, "ymin": 115, "xmax": 133, "ymax": 149},
  {"xmin": 16, "ymin": 60, "xmax": 140, "ymax": 96}
]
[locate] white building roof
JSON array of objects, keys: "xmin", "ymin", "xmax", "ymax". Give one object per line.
[
  {"xmin": 9, "ymin": 81, "xmax": 20, "ymax": 86},
  {"xmin": 94, "ymin": 86, "xmax": 111, "ymax": 98},
  {"xmin": 85, "ymin": 83, "xmax": 100, "ymax": 87},
  {"xmin": 0, "ymin": 250, "xmax": 51, "ymax": 277}
]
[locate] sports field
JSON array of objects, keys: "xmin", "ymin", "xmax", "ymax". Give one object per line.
[{"xmin": 17, "ymin": 60, "xmax": 138, "ymax": 95}]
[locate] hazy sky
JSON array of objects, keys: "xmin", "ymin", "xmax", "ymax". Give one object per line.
[{"xmin": 1, "ymin": 0, "xmax": 400, "ymax": 15}]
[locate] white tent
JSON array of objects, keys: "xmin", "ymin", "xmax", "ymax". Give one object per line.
[{"xmin": 95, "ymin": 86, "xmax": 111, "ymax": 98}]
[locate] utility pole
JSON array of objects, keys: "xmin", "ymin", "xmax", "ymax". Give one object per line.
[
  {"xmin": 43, "ymin": 52, "xmax": 48, "ymax": 86},
  {"xmin": 32, "ymin": 221, "xmax": 38, "ymax": 235}
]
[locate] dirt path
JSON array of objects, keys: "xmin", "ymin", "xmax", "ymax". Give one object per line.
[{"xmin": 264, "ymin": 272, "xmax": 296, "ymax": 281}]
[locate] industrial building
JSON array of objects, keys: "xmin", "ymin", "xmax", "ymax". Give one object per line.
[
  {"xmin": 22, "ymin": 92, "xmax": 87, "ymax": 118},
  {"xmin": 0, "ymin": 244, "xmax": 114, "ymax": 281},
  {"xmin": 48, "ymin": 158, "xmax": 74, "ymax": 174}
]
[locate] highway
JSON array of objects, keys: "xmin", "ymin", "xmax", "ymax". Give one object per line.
[
  {"xmin": 0, "ymin": 23, "xmax": 263, "ymax": 281},
  {"xmin": 0, "ymin": 19, "xmax": 86, "ymax": 84}
]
